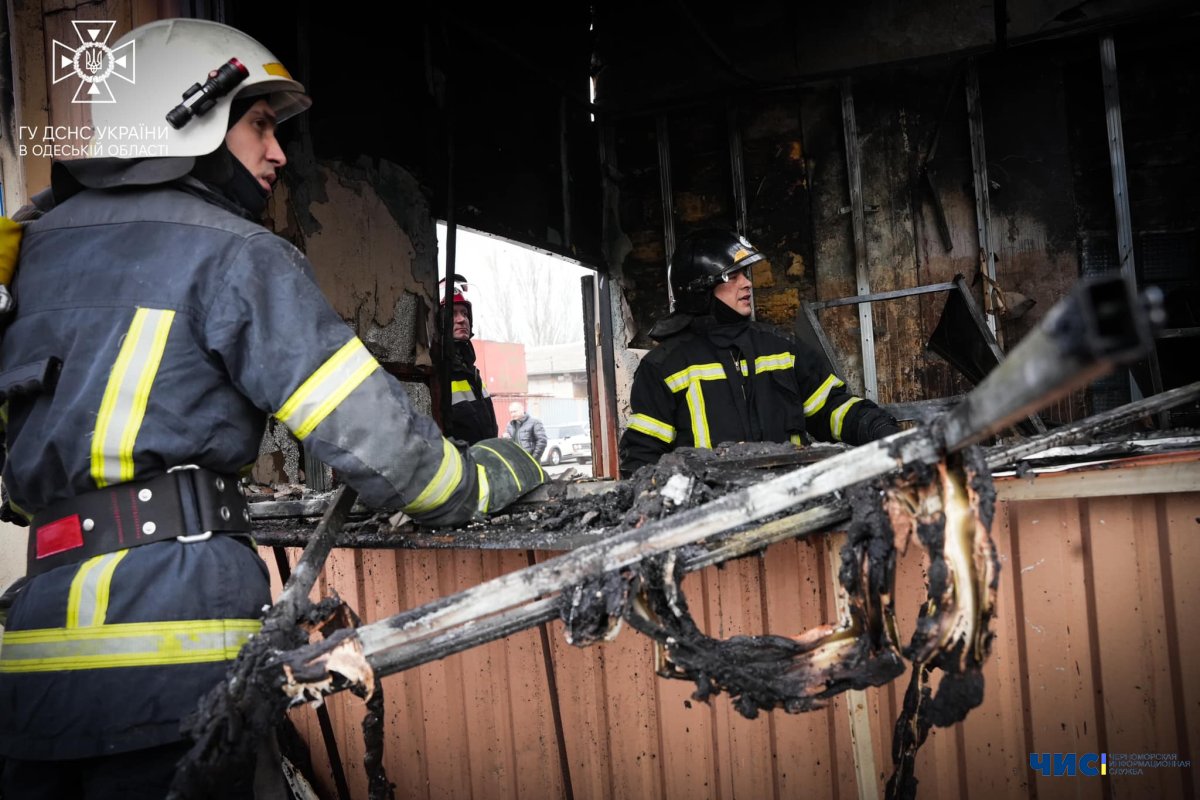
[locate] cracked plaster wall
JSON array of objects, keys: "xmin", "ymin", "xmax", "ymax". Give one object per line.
[{"xmin": 254, "ymin": 157, "xmax": 439, "ymax": 485}]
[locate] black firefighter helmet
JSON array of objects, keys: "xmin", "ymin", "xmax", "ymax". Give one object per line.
[{"xmin": 668, "ymin": 230, "xmax": 765, "ymax": 314}]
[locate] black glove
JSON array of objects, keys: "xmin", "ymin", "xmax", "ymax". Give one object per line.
[
  {"xmin": 857, "ymin": 411, "xmax": 901, "ymax": 443},
  {"xmin": 468, "ymin": 437, "xmax": 547, "ymax": 514}
]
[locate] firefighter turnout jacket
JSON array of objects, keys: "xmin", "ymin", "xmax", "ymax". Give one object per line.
[
  {"xmin": 619, "ymin": 315, "xmax": 899, "ymax": 475},
  {"xmin": 0, "ymin": 171, "xmax": 484, "ymax": 759},
  {"xmin": 448, "ymin": 341, "xmax": 498, "ymax": 445}
]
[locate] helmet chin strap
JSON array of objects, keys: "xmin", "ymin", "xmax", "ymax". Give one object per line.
[
  {"xmin": 192, "ymin": 143, "xmax": 268, "ymax": 218},
  {"xmin": 710, "ymin": 295, "xmax": 749, "ymax": 324}
]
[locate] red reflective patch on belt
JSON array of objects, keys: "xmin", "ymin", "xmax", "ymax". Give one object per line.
[{"xmin": 35, "ymin": 514, "xmax": 84, "ymax": 559}]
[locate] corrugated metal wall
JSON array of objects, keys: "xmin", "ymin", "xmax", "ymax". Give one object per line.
[{"xmin": 269, "ymin": 475, "xmax": 1200, "ymax": 799}]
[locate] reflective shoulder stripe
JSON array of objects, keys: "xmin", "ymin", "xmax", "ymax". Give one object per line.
[
  {"xmin": 451, "ymin": 378, "xmax": 490, "ymax": 399},
  {"xmin": 91, "ymin": 308, "xmax": 176, "ymax": 488},
  {"xmin": 476, "ymin": 464, "xmax": 490, "ymax": 514},
  {"xmin": 830, "ymin": 397, "xmax": 863, "ymax": 441},
  {"xmin": 664, "ymin": 363, "xmax": 726, "ymax": 392},
  {"xmin": 662, "ymin": 364, "xmax": 724, "ymax": 393},
  {"xmin": 450, "ymin": 379, "xmax": 476, "ymax": 406},
  {"xmin": 755, "ymin": 353, "xmax": 795, "ymax": 373},
  {"xmin": 402, "ymin": 438, "xmax": 464, "ymax": 515},
  {"xmin": 0, "ymin": 619, "xmax": 261, "ymax": 672},
  {"xmin": 628, "ymin": 413, "xmax": 676, "ymax": 444},
  {"xmin": 275, "ymin": 337, "xmax": 380, "ymax": 440},
  {"xmin": 804, "ymin": 374, "xmax": 845, "ymax": 417},
  {"xmin": 66, "ymin": 551, "xmax": 128, "ymax": 629}
]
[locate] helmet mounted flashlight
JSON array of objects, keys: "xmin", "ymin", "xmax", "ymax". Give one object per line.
[{"xmin": 166, "ymin": 58, "xmax": 250, "ymax": 129}]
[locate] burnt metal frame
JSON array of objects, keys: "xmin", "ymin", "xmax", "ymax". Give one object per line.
[
  {"xmin": 656, "ymin": 114, "xmax": 677, "ymax": 310},
  {"xmin": 840, "ymin": 79, "xmax": 879, "ymax": 401},
  {"xmin": 966, "ymin": 59, "xmax": 1002, "ymax": 344},
  {"xmin": 190, "ymin": 277, "xmax": 1165, "ymax": 798},
  {"xmin": 1099, "ymin": 34, "xmax": 1177, "ymax": 427},
  {"xmin": 801, "ymin": 275, "xmax": 1046, "ymax": 431},
  {"xmin": 271, "ymin": 273, "xmax": 1149, "ymax": 687}
]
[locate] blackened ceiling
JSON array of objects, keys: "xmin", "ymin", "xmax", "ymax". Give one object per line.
[
  {"xmin": 229, "ymin": 0, "xmax": 1192, "ymax": 270},
  {"xmin": 229, "ymin": 3, "xmax": 600, "ymax": 264}
]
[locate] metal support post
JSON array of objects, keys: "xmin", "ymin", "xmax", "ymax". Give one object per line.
[
  {"xmin": 966, "ymin": 59, "xmax": 1001, "ymax": 344},
  {"xmin": 1100, "ymin": 34, "xmax": 1167, "ymax": 425},
  {"xmin": 840, "ymin": 79, "xmax": 879, "ymax": 400}
]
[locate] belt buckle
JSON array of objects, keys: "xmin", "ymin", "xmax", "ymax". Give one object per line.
[{"xmin": 167, "ymin": 464, "xmax": 213, "ymax": 544}]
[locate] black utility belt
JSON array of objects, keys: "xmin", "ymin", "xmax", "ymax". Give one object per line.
[{"xmin": 27, "ymin": 467, "xmax": 251, "ymax": 578}]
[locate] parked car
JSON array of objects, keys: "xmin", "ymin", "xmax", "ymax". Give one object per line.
[{"xmin": 541, "ymin": 422, "xmax": 592, "ymax": 466}]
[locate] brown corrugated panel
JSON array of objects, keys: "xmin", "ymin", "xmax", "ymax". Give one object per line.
[{"xmin": 269, "ymin": 464, "xmax": 1200, "ymax": 799}]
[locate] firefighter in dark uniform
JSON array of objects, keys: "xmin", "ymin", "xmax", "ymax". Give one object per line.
[
  {"xmin": 441, "ymin": 275, "xmax": 499, "ymax": 444},
  {"xmin": 619, "ymin": 229, "xmax": 900, "ymax": 476},
  {"xmin": 0, "ymin": 19, "xmax": 542, "ymax": 798}
]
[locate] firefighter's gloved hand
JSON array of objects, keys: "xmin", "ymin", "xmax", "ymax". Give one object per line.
[
  {"xmin": 859, "ymin": 413, "xmax": 901, "ymax": 443},
  {"xmin": 468, "ymin": 437, "xmax": 546, "ymax": 514}
]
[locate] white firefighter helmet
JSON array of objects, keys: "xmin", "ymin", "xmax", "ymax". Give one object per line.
[{"xmin": 88, "ymin": 18, "xmax": 310, "ymax": 158}]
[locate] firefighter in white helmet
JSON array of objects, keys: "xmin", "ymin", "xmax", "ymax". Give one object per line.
[{"xmin": 0, "ymin": 18, "xmax": 543, "ymax": 797}]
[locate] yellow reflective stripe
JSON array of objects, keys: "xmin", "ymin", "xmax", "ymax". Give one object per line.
[
  {"xmin": 5, "ymin": 497, "xmax": 29, "ymax": 523},
  {"xmin": 755, "ymin": 353, "xmax": 795, "ymax": 373},
  {"xmin": 476, "ymin": 464, "xmax": 490, "ymax": 514},
  {"xmin": 663, "ymin": 366, "xmax": 725, "ymax": 448},
  {"xmin": 830, "ymin": 397, "xmax": 862, "ymax": 441},
  {"xmin": 628, "ymin": 413, "xmax": 676, "ymax": 444},
  {"xmin": 66, "ymin": 551, "xmax": 127, "ymax": 628},
  {"xmin": 275, "ymin": 338, "xmax": 380, "ymax": 440},
  {"xmin": 476, "ymin": 441, "xmax": 545, "ymax": 490},
  {"xmin": 90, "ymin": 551, "xmax": 126, "ymax": 627},
  {"xmin": 804, "ymin": 374, "xmax": 845, "ymax": 417},
  {"xmin": 450, "ymin": 379, "xmax": 476, "ymax": 405},
  {"xmin": 0, "ymin": 619, "xmax": 261, "ymax": 673},
  {"xmin": 686, "ymin": 381, "xmax": 712, "ymax": 449},
  {"xmin": 91, "ymin": 308, "xmax": 175, "ymax": 488},
  {"xmin": 664, "ymin": 363, "xmax": 725, "ymax": 392},
  {"xmin": 475, "ymin": 443, "xmax": 521, "ymax": 491},
  {"xmin": 789, "ymin": 433, "xmax": 804, "ymax": 446},
  {"xmin": 403, "ymin": 438, "xmax": 463, "ymax": 515},
  {"xmin": 0, "ymin": 400, "xmax": 7, "ymax": 426},
  {"xmin": 732, "ymin": 353, "xmax": 795, "ymax": 377},
  {"xmin": 517, "ymin": 441, "xmax": 547, "ymax": 484},
  {"xmin": 66, "ymin": 557, "xmax": 101, "ymax": 629},
  {"xmin": 262, "ymin": 62, "xmax": 292, "ymax": 79}
]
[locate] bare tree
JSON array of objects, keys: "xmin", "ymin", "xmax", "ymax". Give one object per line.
[{"xmin": 454, "ymin": 236, "xmax": 586, "ymax": 347}]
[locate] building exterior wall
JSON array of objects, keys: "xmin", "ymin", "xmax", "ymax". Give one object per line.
[{"xmin": 271, "ymin": 462, "xmax": 1200, "ymax": 799}]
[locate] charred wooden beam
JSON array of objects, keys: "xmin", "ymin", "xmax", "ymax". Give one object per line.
[
  {"xmin": 987, "ymin": 379, "xmax": 1200, "ymax": 470},
  {"xmin": 171, "ymin": 270, "xmax": 1155, "ymax": 800},
  {"xmin": 277, "ymin": 275, "xmax": 1158, "ymax": 690},
  {"xmin": 310, "ymin": 503, "xmax": 852, "ymax": 678}
]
